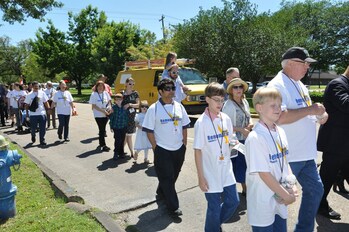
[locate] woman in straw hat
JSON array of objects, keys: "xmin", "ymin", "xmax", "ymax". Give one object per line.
[{"xmin": 222, "ymin": 77, "xmax": 253, "ymax": 196}]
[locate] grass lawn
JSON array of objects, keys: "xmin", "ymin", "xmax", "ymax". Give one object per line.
[
  {"xmin": 69, "ymin": 88, "xmax": 93, "ymax": 103},
  {"xmin": 0, "ymin": 142, "xmax": 105, "ymax": 232}
]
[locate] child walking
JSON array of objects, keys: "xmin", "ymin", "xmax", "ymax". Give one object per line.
[
  {"xmin": 245, "ymin": 87, "xmax": 298, "ymax": 232},
  {"xmin": 109, "ymin": 93, "xmax": 128, "ymax": 160},
  {"xmin": 134, "ymin": 100, "xmax": 152, "ymax": 163},
  {"xmin": 193, "ymin": 82, "xmax": 240, "ymax": 232}
]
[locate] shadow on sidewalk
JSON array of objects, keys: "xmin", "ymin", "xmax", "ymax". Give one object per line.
[
  {"xmin": 77, "ymin": 147, "xmax": 103, "ymax": 158},
  {"xmin": 125, "ymin": 162, "xmax": 149, "ymax": 173},
  {"xmin": 316, "ymin": 215, "xmax": 349, "ymax": 232},
  {"xmin": 80, "ymin": 137, "xmax": 99, "ymax": 144},
  {"xmin": 97, "ymin": 158, "xmax": 118, "ymax": 171},
  {"xmin": 125, "ymin": 201, "xmax": 182, "ymax": 232}
]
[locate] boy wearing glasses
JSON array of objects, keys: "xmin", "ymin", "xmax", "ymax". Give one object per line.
[
  {"xmin": 142, "ymin": 78, "xmax": 191, "ymax": 217},
  {"xmin": 109, "ymin": 93, "xmax": 128, "ymax": 160},
  {"xmin": 194, "ymin": 82, "xmax": 239, "ymax": 232}
]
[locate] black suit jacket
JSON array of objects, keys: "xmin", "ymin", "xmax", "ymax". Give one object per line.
[{"xmin": 317, "ymin": 75, "xmax": 349, "ymax": 154}]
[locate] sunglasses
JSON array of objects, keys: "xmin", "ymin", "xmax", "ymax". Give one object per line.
[
  {"xmin": 291, "ymin": 60, "xmax": 310, "ymax": 65},
  {"xmin": 163, "ymin": 86, "xmax": 176, "ymax": 91},
  {"xmin": 171, "ymin": 71, "xmax": 179, "ymax": 75},
  {"xmin": 232, "ymin": 85, "xmax": 244, "ymax": 90},
  {"xmin": 128, "ymin": 83, "xmax": 135, "ymax": 86},
  {"xmin": 141, "ymin": 105, "xmax": 149, "ymax": 109}
]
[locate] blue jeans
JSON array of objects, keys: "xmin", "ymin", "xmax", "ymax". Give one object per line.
[
  {"xmin": 30, "ymin": 115, "xmax": 47, "ymax": 143},
  {"xmin": 252, "ymin": 214, "xmax": 286, "ymax": 232},
  {"xmin": 57, "ymin": 114, "xmax": 70, "ymax": 139},
  {"xmin": 290, "ymin": 160, "xmax": 324, "ymax": 232},
  {"xmin": 204, "ymin": 184, "xmax": 239, "ymax": 232}
]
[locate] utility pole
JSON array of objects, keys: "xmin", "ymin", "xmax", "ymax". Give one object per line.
[{"xmin": 159, "ymin": 14, "xmax": 166, "ymax": 43}]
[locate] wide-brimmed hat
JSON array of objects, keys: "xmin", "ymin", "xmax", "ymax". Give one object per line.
[
  {"xmin": 227, "ymin": 78, "xmax": 248, "ymax": 93},
  {"xmin": 0, "ymin": 135, "xmax": 9, "ymax": 151},
  {"xmin": 282, "ymin": 47, "xmax": 317, "ymax": 63}
]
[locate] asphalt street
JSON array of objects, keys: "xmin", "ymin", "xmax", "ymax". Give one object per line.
[{"xmin": 1, "ymin": 102, "xmax": 348, "ymax": 232}]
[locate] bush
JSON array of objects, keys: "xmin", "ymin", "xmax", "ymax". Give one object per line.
[{"xmin": 310, "ymin": 91, "xmax": 324, "ymax": 103}]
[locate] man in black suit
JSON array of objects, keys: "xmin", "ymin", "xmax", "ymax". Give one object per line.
[{"xmin": 317, "ymin": 65, "xmax": 349, "ymax": 220}]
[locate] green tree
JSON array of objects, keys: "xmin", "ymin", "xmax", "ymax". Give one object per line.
[{"xmin": 0, "ymin": 0, "xmax": 63, "ymax": 24}]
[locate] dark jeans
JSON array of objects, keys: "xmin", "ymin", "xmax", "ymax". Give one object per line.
[
  {"xmin": 95, "ymin": 117, "xmax": 108, "ymax": 147},
  {"xmin": 320, "ymin": 152, "xmax": 349, "ymax": 208},
  {"xmin": 13, "ymin": 108, "xmax": 22, "ymax": 128},
  {"xmin": 30, "ymin": 115, "xmax": 47, "ymax": 143},
  {"xmin": 112, "ymin": 127, "xmax": 127, "ymax": 158},
  {"xmin": 0, "ymin": 104, "xmax": 5, "ymax": 125},
  {"xmin": 154, "ymin": 144, "xmax": 186, "ymax": 211},
  {"xmin": 57, "ymin": 114, "xmax": 70, "ymax": 139}
]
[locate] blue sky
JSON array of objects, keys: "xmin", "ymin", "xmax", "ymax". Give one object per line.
[{"xmin": 0, "ymin": 0, "xmax": 284, "ymax": 45}]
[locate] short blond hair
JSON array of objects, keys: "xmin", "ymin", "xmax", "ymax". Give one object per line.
[{"xmin": 253, "ymin": 87, "xmax": 282, "ymax": 111}]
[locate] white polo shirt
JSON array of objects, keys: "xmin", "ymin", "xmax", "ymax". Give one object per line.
[
  {"xmin": 268, "ymin": 71, "xmax": 317, "ymax": 162},
  {"xmin": 6, "ymin": 90, "xmax": 27, "ymax": 108},
  {"xmin": 142, "ymin": 99, "xmax": 190, "ymax": 151},
  {"xmin": 193, "ymin": 111, "xmax": 236, "ymax": 193},
  {"xmin": 53, "ymin": 90, "xmax": 74, "ymax": 115},
  {"xmin": 89, "ymin": 91, "xmax": 111, "ymax": 118},
  {"xmin": 24, "ymin": 90, "xmax": 48, "ymax": 116},
  {"xmin": 245, "ymin": 122, "xmax": 290, "ymax": 226}
]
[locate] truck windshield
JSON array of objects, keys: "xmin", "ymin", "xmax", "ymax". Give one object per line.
[{"xmin": 179, "ymin": 68, "xmax": 208, "ymax": 85}]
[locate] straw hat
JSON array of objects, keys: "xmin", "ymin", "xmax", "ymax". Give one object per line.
[
  {"xmin": 227, "ymin": 78, "xmax": 248, "ymax": 93},
  {"xmin": 0, "ymin": 135, "xmax": 9, "ymax": 151}
]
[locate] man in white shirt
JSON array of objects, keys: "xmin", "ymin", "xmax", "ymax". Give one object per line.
[
  {"xmin": 44, "ymin": 81, "xmax": 57, "ymax": 129},
  {"xmin": 25, "ymin": 81, "xmax": 50, "ymax": 146},
  {"xmin": 142, "ymin": 78, "xmax": 190, "ymax": 217},
  {"xmin": 6, "ymin": 82, "xmax": 27, "ymax": 132},
  {"xmin": 268, "ymin": 47, "xmax": 328, "ymax": 232}
]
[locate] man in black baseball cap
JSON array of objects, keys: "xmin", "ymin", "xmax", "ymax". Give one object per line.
[{"xmin": 282, "ymin": 46, "xmax": 317, "ymax": 63}]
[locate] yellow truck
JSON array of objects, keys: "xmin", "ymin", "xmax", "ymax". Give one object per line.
[{"xmin": 114, "ymin": 59, "xmax": 208, "ymax": 114}]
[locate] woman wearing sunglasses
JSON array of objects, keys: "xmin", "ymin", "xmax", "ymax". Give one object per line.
[
  {"xmin": 222, "ymin": 77, "xmax": 253, "ymax": 197},
  {"xmin": 122, "ymin": 77, "xmax": 140, "ymax": 158}
]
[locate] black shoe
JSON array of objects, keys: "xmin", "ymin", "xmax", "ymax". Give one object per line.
[
  {"xmin": 102, "ymin": 146, "xmax": 110, "ymax": 152},
  {"xmin": 318, "ymin": 206, "xmax": 341, "ymax": 220},
  {"xmin": 169, "ymin": 208, "xmax": 183, "ymax": 217},
  {"xmin": 40, "ymin": 142, "xmax": 47, "ymax": 146},
  {"xmin": 31, "ymin": 136, "xmax": 36, "ymax": 143},
  {"xmin": 112, "ymin": 154, "xmax": 118, "ymax": 161},
  {"xmin": 64, "ymin": 138, "xmax": 70, "ymax": 142},
  {"xmin": 11, "ymin": 122, "xmax": 14, "ymax": 127},
  {"xmin": 58, "ymin": 134, "xmax": 62, "ymax": 140}
]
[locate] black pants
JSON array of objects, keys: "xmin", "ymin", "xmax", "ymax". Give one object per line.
[
  {"xmin": 95, "ymin": 117, "xmax": 108, "ymax": 147},
  {"xmin": 113, "ymin": 127, "xmax": 127, "ymax": 158},
  {"xmin": 0, "ymin": 104, "xmax": 5, "ymax": 126},
  {"xmin": 319, "ymin": 151, "xmax": 349, "ymax": 208},
  {"xmin": 57, "ymin": 114, "xmax": 70, "ymax": 139},
  {"xmin": 154, "ymin": 144, "xmax": 186, "ymax": 211}
]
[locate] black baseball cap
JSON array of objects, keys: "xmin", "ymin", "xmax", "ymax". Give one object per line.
[{"xmin": 282, "ymin": 47, "xmax": 317, "ymax": 63}]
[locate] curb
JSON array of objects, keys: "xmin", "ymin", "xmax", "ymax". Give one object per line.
[{"xmin": 2, "ymin": 132, "xmax": 125, "ymax": 232}]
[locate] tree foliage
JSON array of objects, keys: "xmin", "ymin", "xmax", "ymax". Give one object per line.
[{"xmin": 0, "ymin": 0, "xmax": 63, "ymax": 24}]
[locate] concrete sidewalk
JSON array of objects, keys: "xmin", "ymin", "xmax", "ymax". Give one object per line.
[{"xmin": 1, "ymin": 102, "xmax": 349, "ymax": 232}]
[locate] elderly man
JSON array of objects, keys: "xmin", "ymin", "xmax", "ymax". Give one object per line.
[
  {"xmin": 222, "ymin": 67, "xmax": 240, "ymax": 100},
  {"xmin": 268, "ymin": 47, "xmax": 327, "ymax": 232},
  {"xmin": 317, "ymin": 65, "xmax": 349, "ymax": 220}
]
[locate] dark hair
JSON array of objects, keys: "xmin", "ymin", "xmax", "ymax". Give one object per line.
[
  {"xmin": 32, "ymin": 81, "xmax": 39, "ymax": 86},
  {"xmin": 157, "ymin": 78, "xmax": 175, "ymax": 91},
  {"xmin": 94, "ymin": 81, "xmax": 105, "ymax": 92},
  {"xmin": 205, "ymin": 82, "xmax": 225, "ymax": 98},
  {"xmin": 164, "ymin": 52, "xmax": 177, "ymax": 68}
]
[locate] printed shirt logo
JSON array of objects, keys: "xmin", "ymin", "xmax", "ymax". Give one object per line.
[
  {"xmin": 160, "ymin": 117, "xmax": 182, "ymax": 124},
  {"xmin": 207, "ymin": 125, "xmax": 230, "ymax": 143},
  {"xmin": 269, "ymin": 145, "xmax": 288, "ymax": 163}
]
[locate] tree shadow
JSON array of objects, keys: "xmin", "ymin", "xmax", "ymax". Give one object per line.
[
  {"xmin": 77, "ymin": 147, "xmax": 103, "ymax": 158},
  {"xmin": 97, "ymin": 158, "xmax": 118, "ymax": 171},
  {"xmin": 80, "ymin": 137, "xmax": 99, "ymax": 144},
  {"xmin": 316, "ymin": 215, "xmax": 349, "ymax": 232},
  {"xmin": 125, "ymin": 202, "xmax": 182, "ymax": 232},
  {"xmin": 224, "ymin": 192, "xmax": 247, "ymax": 224}
]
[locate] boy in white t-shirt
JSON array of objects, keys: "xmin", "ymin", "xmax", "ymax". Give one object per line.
[
  {"xmin": 194, "ymin": 82, "xmax": 239, "ymax": 232},
  {"xmin": 245, "ymin": 87, "xmax": 298, "ymax": 232}
]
